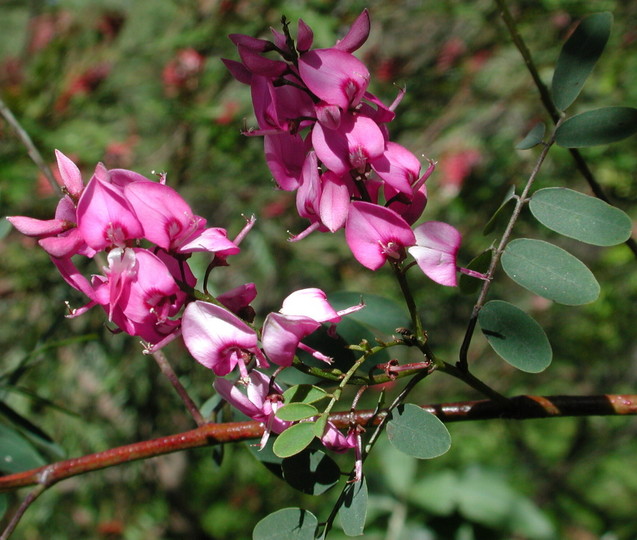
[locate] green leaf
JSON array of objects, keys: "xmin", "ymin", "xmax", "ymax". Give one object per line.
[
  {"xmin": 283, "ymin": 385, "xmax": 329, "ymax": 405},
  {"xmin": 478, "ymin": 300, "xmax": 552, "ymax": 373},
  {"xmin": 386, "ymin": 404, "xmax": 451, "ymax": 459},
  {"xmin": 483, "ymin": 186, "xmax": 516, "ymax": 236},
  {"xmin": 273, "ymin": 422, "xmax": 316, "ymax": 458},
  {"xmin": 252, "ymin": 508, "xmax": 318, "ymax": 540},
  {"xmin": 459, "ymin": 250, "xmax": 492, "ymax": 295},
  {"xmin": 0, "ymin": 424, "xmax": 47, "ymax": 474},
  {"xmin": 555, "ymin": 107, "xmax": 637, "ymax": 147},
  {"xmin": 312, "ymin": 414, "xmax": 329, "ymax": 439},
  {"xmin": 501, "ymin": 239, "xmax": 600, "ymax": 305},
  {"xmin": 530, "ymin": 188, "xmax": 633, "ymax": 246},
  {"xmin": 282, "ymin": 448, "xmax": 340, "ymax": 495},
  {"xmin": 328, "ymin": 292, "xmax": 411, "ymax": 333},
  {"xmin": 551, "ymin": 12, "xmax": 613, "ymax": 111},
  {"xmin": 276, "ymin": 403, "xmax": 318, "ymax": 422},
  {"xmin": 339, "ymin": 477, "xmax": 368, "ymax": 536},
  {"xmin": 515, "ymin": 122, "xmax": 546, "ymax": 149},
  {"xmin": 0, "ymin": 494, "xmax": 7, "ymax": 519}
]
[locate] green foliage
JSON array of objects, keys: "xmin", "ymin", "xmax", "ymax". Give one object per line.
[
  {"xmin": 276, "ymin": 403, "xmax": 319, "ymax": 422},
  {"xmin": 0, "ymin": 423, "xmax": 46, "ymax": 474},
  {"xmin": 387, "ymin": 404, "xmax": 452, "ymax": 459},
  {"xmin": 551, "ymin": 12, "xmax": 613, "ymax": 111},
  {"xmin": 530, "ymin": 187, "xmax": 633, "ymax": 246},
  {"xmin": 501, "ymin": 238, "xmax": 600, "ymax": 305},
  {"xmin": 478, "ymin": 300, "xmax": 552, "ymax": 373},
  {"xmin": 273, "ymin": 422, "xmax": 317, "ymax": 459},
  {"xmin": 555, "ymin": 106, "xmax": 637, "ymax": 147},
  {"xmin": 338, "ymin": 478, "xmax": 368, "ymax": 537},
  {"xmin": 515, "ymin": 122, "xmax": 546, "ymax": 150},
  {"xmin": 281, "ymin": 449, "xmax": 340, "ymax": 495},
  {"xmin": 253, "ymin": 508, "xmax": 318, "ymax": 540}
]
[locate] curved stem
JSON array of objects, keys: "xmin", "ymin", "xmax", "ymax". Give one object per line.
[
  {"xmin": 458, "ymin": 125, "xmax": 558, "ymax": 371},
  {"xmin": 494, "ymin": 0, "xmax": 637, "ymax": 259},
  {"xmin": 0, "ymin": 394, "xmax": 635, "ymax": 496},
  {"xmin": 0, "ymin": 97, "xmax": 58, "ymax": 194}
]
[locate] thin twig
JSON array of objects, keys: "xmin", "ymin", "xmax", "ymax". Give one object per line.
[
  {"xmin": 0, "ymin": 485, "xmax": 46, "ymax": 540},
  {"xmin": 494, "ymin": 0, "xmax": 637, "ymax": 258},
  {"xmin": 152, "ymin": 350, "xmax": 205, "ymax": 426},
  {"xmin": 0, "ymin": 96, "xmax": 58, "ymax": 194},
  {"xmin": 458, "ymin": 125, "xmax": 559, "ymax": 370}
]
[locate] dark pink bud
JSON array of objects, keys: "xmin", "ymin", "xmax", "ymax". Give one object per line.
[{"xmin": 334, "ymin": 9, "xmax": 370, "ymax": 53}]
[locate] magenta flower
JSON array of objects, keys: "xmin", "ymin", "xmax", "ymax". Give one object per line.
[
  {"xmin": 264, "ymin": 133, "xmax": 311, "ymax": 191},
  {"xmin": 298, "ymin": 48, "xmax": 370, "ymax": 111},
  {"xmin": 345, "ymin": 201, "xmax": 416, "ymax": 270},
  {"xmin": 261, "ymin": 312, "xmax": 324, "ymax": 367},
  {"xmin": 91, "ymin": 248, "xmax": 188, "ymax": 344},
  {"xmin": 76, "ymin": 168, "xmax": 144, "ymax": 251},
  {"xmin": 408, "ymin": 221, "xmax": 462, "ymax": 286},
  {"xmin": 280, "ymin": 288, "xmax": 363, "ymax": 323},
  {"xmin": 312, "ymin": 112, "xmax": 385, "ymax": 175},
  {"xmin": 214, "ymin": 370, "xmax": 289, "ymax": 449},
  {"xmin": 182, "ymin": 301, "xmax": 267, "ymax": 377},
  {"xmin": 124, "ymin": 181, "xmax": 239, "ymax": 255},
  {"xmin": 333, "ymin": 9, "xmax": 370, "ymax": 53},
  {"xmin": 7, "ymin": 150, "xmax": 95, "ymax": 258}
]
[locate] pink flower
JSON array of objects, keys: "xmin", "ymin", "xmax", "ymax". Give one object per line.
[
  {"xmin": 298, "ymin": 48, "xmax": 370, "ymax": 110},
  {"xmin": 408, "ymin": 221, "xmax": 462, "ymax": 286},
  {"xmin": 92, "ymin": 248, "xmax": 189, "ymax": 344},
  {"xmin": 264, "ymin": 133, "xmax": 311, "ymax": 191},
  {"xmin": 182, "ymin": 301, "xmax": 267, "ymax": 377},
  {"xmin": 124, "ymin": 181, "xmax": 239, "ymax": 255},
  {"xmin": 261, "ymin": 312, "xmax": 323, "ymax": 367},
  {"xmin": 312, "ymin": 113, "xmax": 385, "ymax": 175},
  {"xmin": 262, "ymin": 288, "xmax": 363, "ymax": 367},
  {"xmin": 76, "ymin": 166, "xmax": 144, "ymax": 251},
  {"xmin": 7, "ymin": 150, "xmax": 95, "ymax": 258},
  {"xmin": 345, "ymin": 201, "xmax": 416, "ymax": 270},
  {"xmin": 214, "ymin": 370, "xmax": 289, "ymax": 448}
]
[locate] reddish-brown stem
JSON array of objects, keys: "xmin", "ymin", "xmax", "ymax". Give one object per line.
[{"xmin": 1, "ymin": 394, "xmax": 635, "ymax": 494}]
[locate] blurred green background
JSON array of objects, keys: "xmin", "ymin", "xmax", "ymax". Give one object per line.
[{"xmin": 1, "ymin": 0, "xmax": 637, "ymax": 538}]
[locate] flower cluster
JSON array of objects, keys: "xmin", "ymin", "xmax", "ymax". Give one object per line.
[
  {"xmin": 224, "ymin": 10, "xmax": 480, "ymax": 286},
  {"xmin": 182, "ymin": 287, "xmax": 363, "ymax": 456},
  {"xmin": 7, "ymin": 150, "xmax": 248, "ymax": 349}
]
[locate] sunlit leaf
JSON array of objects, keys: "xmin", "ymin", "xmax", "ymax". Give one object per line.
[
  {"xmin": 283, "ymin": 385, "xmax": 329, "ymax": 405},
  {"xmin": 0, "ymin": 424, "xmax": 47, "ymax": 474},
  {"xmin": 555, "ymin": 107, "xmax": 637, "ymax": 147},
  {"xmin": 483, "ymin": 186, "xmax": 516, "ymax": 236},
  {"xmin": 282, "ymin": 448, "xmax": 340, "ymax": 495},
  {"xmin": 515, "ymin": 122, "xmax": 546, "ymax": 149},
  {"xmin": 252, "ymin": 508, "xmax": 318, "ymax": 540},
  {"xmin": 530, "ymin": 188, "xmax": 632, "ymax": 246},
  {"xmin": 276, "ymin": 403, "xmax": 318, "ymax": 422},
  {"xmin": 387, "ymin": 404, "xmax": 451, "ymax": 459},
  {"xmin": 551, "ymin": 12, "xmax": 613, "ymax": 111},
  {"xmin": 273, "ymin": 422, "xmax": 316, "ymax": 458},
  {"xmin": 478, "ymin": 300, "xmax": 552, "ymax": 373},
  {"xmin": 339, "ymin": 477, "xmax": 368, "ymax": 536},
  {"xmin": 501, "ymin": 239, "xmax": 600, "ymax": 305}
]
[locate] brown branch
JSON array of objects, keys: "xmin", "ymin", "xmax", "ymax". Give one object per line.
[{"xmin": 0, "ymin": 394, "xmax": 635, "ymax": 494}]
